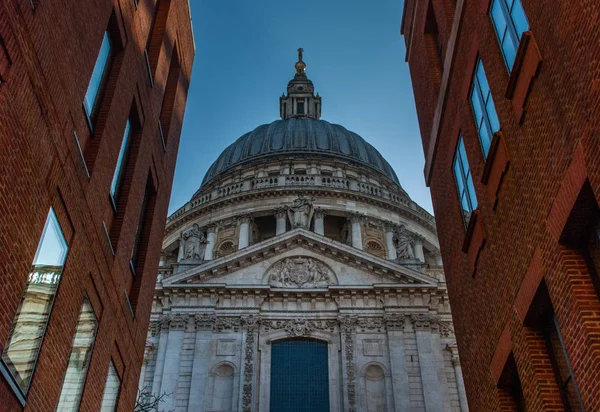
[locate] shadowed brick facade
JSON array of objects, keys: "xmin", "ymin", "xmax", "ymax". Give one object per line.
[
  {"xmin": 0, "ymin": 0, "xmax": 193, "ymax": 410},
  {"xmin": 402, "ymin": 0, "xmax": 600, "ymax": 411}
]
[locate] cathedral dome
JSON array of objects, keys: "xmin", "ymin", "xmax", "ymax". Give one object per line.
[{"xmin": 200, "ymin": 118, "xmax": 400, "ymax": 188}]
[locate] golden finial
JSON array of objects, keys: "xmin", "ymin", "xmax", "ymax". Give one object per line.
[{"xmin": 295, "ymin": 47, "xmax": 306, "ymax": 74}]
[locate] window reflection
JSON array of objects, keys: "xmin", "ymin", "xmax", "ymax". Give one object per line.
[
  {"xmin": 56, "ymin": 297, "xmax": 98, "ymax": 410},
  {"xmin": 1, "ymin": 208, "xmax": 68, "ymax": 394}
]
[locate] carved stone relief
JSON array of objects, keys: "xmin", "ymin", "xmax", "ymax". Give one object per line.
[
  {"xmin": 263, "ymin": 318, "xmax": 337, "ymax": 337},
  {"xmin": 266, "ymin": 256, "xmax": 335, "ymax": 288}
]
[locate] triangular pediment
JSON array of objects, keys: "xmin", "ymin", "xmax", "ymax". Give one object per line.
[{"xmin": 163, "ymin": 229, "xmax": 437, "ymax": 288}]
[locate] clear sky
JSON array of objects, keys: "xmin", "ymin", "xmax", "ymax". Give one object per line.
[{"xmin": 169, "ymin": 0, "xmax": 432, "ymax": 215}]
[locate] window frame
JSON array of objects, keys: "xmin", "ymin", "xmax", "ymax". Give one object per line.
[
  {"xmin": 453, "ymin": 135, "xmax": 478, "ymax": 228},
  {"xmin": 489, "ymin": 0, "xmax": 529, "ymax": 71},
  {"xmin": 470, "ymin": 59, "xmax": 501, "ymax": 159}
]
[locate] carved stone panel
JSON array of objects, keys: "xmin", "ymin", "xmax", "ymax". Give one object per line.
[{"xmin": 265, "ymin": 256, "xmax": 336, "ymax": 288}]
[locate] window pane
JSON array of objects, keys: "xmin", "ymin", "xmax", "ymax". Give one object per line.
[
  {"xmin": 502, "ymin": 39, "xmax": 518, "ymax": 70},
  {"xmin": 479, "ymin": 122, "xmax": 493, "ymax": 158},
  {"xmin": 110, "ymin": 120, "xmax": 132, "ymax": 200},
  {"xmin": 471, "ymin": 90, "xmax": 484, "ymax": 125},
  {"xmin": 1, "ymin": 208, "xmax": 68, "ymax": 394},
  {"xmin": 466, "ymin": 172, "xmax": 478, "ymax": 210},
  {"xmin": 84, "ymin": 32, "xmax": 112, "ymax": 116},
  {"xmin": 56, "ymin": 298, "xmax": 98, "ymax": 410},
  {"xmin": 100, "ymin": 361, "xmax": 121, "ymax": 411},
  {"xmin": 486, "ymin": 98, "xmax": 501, "ymax": 134},
  {"xmin": 510, "ymin": 0, "xmax": 529, "ymax": 37},
  {"xmin": 476, "ymin": 62, "xmax": 491, "ymax": 97},
  {"xmin": 491, "ymin": 1, "xmax": 508, "ymax": 40},
  {"xmin": 454, "ymin": 158, "xmax": 465, "ymax": 196}
]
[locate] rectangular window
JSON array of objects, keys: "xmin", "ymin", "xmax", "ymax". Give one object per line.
[
  {"xmin": 544, "ymin": 316, "xmax": 584, "ymax": 411},
  {"xmin": 84, "ymin": 32, "xmax": 112, "ymax": 120},
  {"xmin": 129, "ymin": 176, "xmax": 157, "ymax": 308},
  {"xmin": 110, "ymin": 119, "xmax": 133, "ymax": 205},
  {"xmin": 145, "ymin": 0, "xmax": 172, "ymax": 80},
  {"xmin": 100, "ymin": 361, "xmax": 121, "ymax": 411},
  {"xmin": 56, "ymin": 297, "xmax": 98, "ymax": 410},
  {"xmin": 158, "ymin": 46, "xmax": 181, "ymax": 150},
  {"xmin": 453, "ymin": 136, "xmax": 478, "ymax": 228},
  {"xmin": 1, "ymin": 208, "xmax": 68, "ymax": 394},
  {"xmin": 297, "ymin": 101, "xmax": 305, "ymax": 115},
  {"xmin": 490, "ymin": 0, "xmax": 529, "ymax": 70},
  {"xmin": 470, "ymin": 59, "xmax": 500, "ymax": 158}
]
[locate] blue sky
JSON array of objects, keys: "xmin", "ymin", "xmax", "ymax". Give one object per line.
[{"xmin": 169, "ymin": 0, "xmax": 432, "ymax": 214}]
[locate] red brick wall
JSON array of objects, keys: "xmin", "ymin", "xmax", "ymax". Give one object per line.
[
  {"xmin": 0, "ymin": 0, "xmax": 194, "ymax": 410},
  {"xmin": 402, "ymin": 0, "xmax": 600, "ymax": 410}
]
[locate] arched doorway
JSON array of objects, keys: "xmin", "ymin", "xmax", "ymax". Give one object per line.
[{"xmin": 269, "ymin": 339, "xmax": 330, "ymax": 412}]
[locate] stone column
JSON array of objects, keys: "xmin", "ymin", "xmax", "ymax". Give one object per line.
[
  {"xmin": 274, "ymin": 207, "xmax": 287, "ymax": 235},
  {"xmin": 412, "ymin": 314, "xmax": 452, "ymax": 412},
  {"xmin": 384, "ymin": 314, "xmax": 411, "ymax": 410},
  {"xmin": 448, "ymin": 345, "xmax": 469, "ymax": 412},
  {"xmin": 385, "ymin": 223, "xmax": 397, "ymax": 260},
  {"xmin": 433, "ymin": 251, "xmax": 443, "ymax": 267},
  {"xmin": 338, "ymin": 316, "xmax": 358, "ymax": 412},
  {"xmin": 159, "ymin": 314, "xmax": 187, "ymax": 412},
  {"xmin": 413, "ymin": 234, "xmax": 425, "ymax": 262},
  {"xmin": 177, "ymin": 233, "xmax": 185, "ymax": 262},
  {"xmin": 314, "ymin": 208, "xmax": 325, "ymax": 235},
  {"xmin": 151, "ymin": 316, "xmax": 170, "ymax": 395},
  {"xmin": 348, "ymin": 212, "xmax": 364, "ymax": 250},
  {"xmin": 238, "ymin": 214, "xmax": 252, "ymax": 249},
  {"xmin": 188, "ymin": 314, "xmax": 215, "ymax": 411},
  {"xmin": 204, "ymin": 224, "xmax": 216, "ymax": 260},
  {"xmin": 240, "ymin": 315, "xmax": 260, "ymax": 412}
]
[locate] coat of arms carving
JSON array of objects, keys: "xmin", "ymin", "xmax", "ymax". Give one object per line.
[{"xmin": 267, "ymin": 256, "xmax": 335, "ymax": 288}]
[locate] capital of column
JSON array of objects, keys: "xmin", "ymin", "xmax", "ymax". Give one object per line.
[
  {"xmin": 383, "ymin": 313, "xmax": 406, "ymax": 331},
  {"xmin": 194, "ymin": 313, "xmax": 215, "ymax": 331},
  {"xmin": 274, "ymin": 207, "xmax": 287, "ymax": 219},
  {"xmin": 410, "ymin": 313, "xmax": 439, "ymax": 331},
  {"xmin": 206, "ymin": 223, "xmax": 217, "ymax": 233},
  {"xmin": 348, "ymin": 211, "xmax": 365, "ymax": 224},
  {"xmin": 314, "ymin": 207, "xmax": 326, "ymax": 219},
  {"xmin": 236, "ymin": 213, "xmax": 253, "ymax": 225},
  {"xmin": 412, "ymin": 233, "xmax": 426, "ymax": 243},
  {"xmin": 384, "ymin": 221, "xmax": 399, "ymax": 233}
]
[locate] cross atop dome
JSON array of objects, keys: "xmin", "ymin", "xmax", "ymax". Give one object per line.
[{"xmin": 280, "ymin": 48, "xmax": 322, "ymax": 120}]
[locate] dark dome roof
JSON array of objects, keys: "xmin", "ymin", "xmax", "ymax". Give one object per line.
[{"xmin": 200, "ymin": 118, "xmax": 400, "ymax": 188}]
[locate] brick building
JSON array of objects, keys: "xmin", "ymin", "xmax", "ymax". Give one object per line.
[
  {"xmin": 0, "ymin": 0, "xmax": 194, "ymax": 410},
  {"xmin": 402, "ymin": 0, "xmax": 600, "ymax": 411}
]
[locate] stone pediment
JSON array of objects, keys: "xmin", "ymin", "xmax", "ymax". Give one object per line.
[{"xmin": 162, "ymin": 229, "xmax": 437, "ymax": 287}]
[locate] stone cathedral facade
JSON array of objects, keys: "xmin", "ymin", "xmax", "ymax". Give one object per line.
[{"xmin": 140, "ymin": 50, "xmax": 468, "ymax": 412}]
